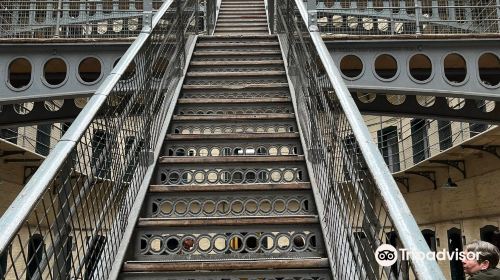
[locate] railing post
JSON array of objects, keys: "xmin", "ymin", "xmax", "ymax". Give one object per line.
[
  {"xmin": 497, "ymin": 0, "xmax": 500, "ymax": 32},
  {"xmin": 54, "ymin": 0, "xmax": 63, "ymax": 37},
  {"xmin": 143, "ymin": 0, "xmax": 153, "ymax": 31},
  {"xmin": 267, "ymin": 0, "xmax": 275, "ymax": 34},
  {"xmin": 415, "ymin": 0, "xmax": 421, "ymax": 34},
  {"xmin": 195, "ymin": 0, "xmax": 199, "ymax": 35},
  {"xmin": 307, "ymin": 0, "xmax": 319, "ymax": 32}
]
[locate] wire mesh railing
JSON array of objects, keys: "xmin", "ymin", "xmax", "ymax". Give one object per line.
[
  {"xmin": 365, "ymin": 98, "xmax": 496, "ymax": 173},
  {"xmin": 367, "ymin": 115, "xmax": 494, "ymax": 173},
  {"xmin": 0, "ymin": 0, "xmax": 211, "ymax": 279},
  {"xmin": 274, "ymin": 0, "xmax": 445, "ymax": 279},
  {"xmin": 0, "ymin": 0, "xmax": 214, "ymax": 39},
  {"xmin": 0, "ymin": 124, "xmax": 66, "ymax": 157},
  {"xmin": 310, "ymin": 0, "xmax": 500, "ymax": 37}
]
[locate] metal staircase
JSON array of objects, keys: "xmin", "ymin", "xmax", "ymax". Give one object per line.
[
  {"xmin": 119, "ymin": 0, "xmax": 330, "ymax": 278},
  {"xmin": 0, "ymin": 1, "xmax": 446, "ymax": 279}
]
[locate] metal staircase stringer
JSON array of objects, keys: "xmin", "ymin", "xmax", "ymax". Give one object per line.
[
  {"xmin": 276, "ymin": 34, "xmax": 340, "ymax": 279},
  {"xmin": 107, "ymin": 34, "xmax": 199, "ymax": 280}
]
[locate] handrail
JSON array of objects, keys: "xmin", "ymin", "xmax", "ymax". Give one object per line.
[
  {"xmin": 275, "ymin": 0, "xmax": 447, "ymax": 278},
  {"xmin": 0, "ymin": 0, "xmax": 213, "ymax": 279}
]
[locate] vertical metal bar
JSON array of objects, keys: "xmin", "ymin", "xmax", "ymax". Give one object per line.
[
  {"xmin": 143, "ymin": 0, "xmax": 153, "ymax": 30},
  {"xmin": 195, "ymin": 0, "xmax": 199, "ymax": 35},
  {"xmin": 497, "ymin": 0, "xmax": 500, "ymax": 32},
  {"xmin": 415, "ymin": 0, "xmax": 422, "ymax": 34},
  {"xmin": 55, "ymin": 0, "xmax": 63, "ymax": 37},
  {"xmin": 307, "ymin": 0, "xmax": 318, "ymax": 31}
]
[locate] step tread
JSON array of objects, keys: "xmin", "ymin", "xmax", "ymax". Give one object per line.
[
  {"xmin": 182, "ymin": 83, "xmax": 288, "ymax": 90},
  {"xmin": 196, "ymin": 42, "xmax": 278, "ymax": 47},
  {"xmin": 165, "ymin": 132, "xmax": 298, "ymax": 140},
  {"xmin": 186, "ymin": 71, "xmax": 285, "ymax": 77},
  {"xmin": 189, "ymin": 60, "xmax": 283, "ymax": 66},
  {"xmin": 194, "ymin": 50, "xmax": 281, "ymax": 55},
  {"xmin": 158, "ymin": 155, "xmax": 305, "ymax": 164},
  {"xmin": 199, "ymin": 34, "xmax": 277, "ymax": 39},
  {"xmin": 172, "ymin": 113, "xmax": 294, "ymax": 120},
  {"xmin": 149, "ymin": 182, "xmax": 312, "ymax": 193},
  {"xmin": 122, "ymin": 258, "xmax": 329, "ymax": 272},
  {"xmin": 177, "ymin": 98, "xmax": 291, "ymax": 104},
  {"xmin": 137, "ymin": 216, "xmax": 319, "ymax": 227}
]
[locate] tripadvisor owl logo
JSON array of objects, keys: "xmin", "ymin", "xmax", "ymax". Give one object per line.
[
  {"xmin": 374, "ymin": 244, "xmax": 481, "ymax": 267},
  {"xmin": 375, "ymin": 244, "xmax": 398, "ymax": 266}
]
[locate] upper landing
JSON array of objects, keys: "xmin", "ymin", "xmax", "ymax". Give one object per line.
[{"xmin": 312, "ymin": 0, "xmax": 500, "ymax": 40}]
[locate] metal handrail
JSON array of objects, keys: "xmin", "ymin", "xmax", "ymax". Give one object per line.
[
  {"xmin": 274, "ymin": 0, "xmax": 447, "ymax": 278},
  {"xmin": 0, "ymin": 0, "xmax": 214, "ymax": 279}
]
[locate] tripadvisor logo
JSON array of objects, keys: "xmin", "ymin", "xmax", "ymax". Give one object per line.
[{"xmin": 375, "ymin": 244, "xmax": 480, "ymax": 267}]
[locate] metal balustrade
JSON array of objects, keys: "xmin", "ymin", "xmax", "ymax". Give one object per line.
[
  {"xmin": 0, "ymin": 0, "xmax": 214, "ymax": 39},
  {"xmin": 0, "ymin": 1, "xmax": 216, "ymax": 280},
  {"xmin": 272, "ymin": 0, "xmax": 445, "ymax": 279},
  {"xmin": 365, "ymin": 114, "xmax": 495, "ymax": 173},
  {"xmin": 310, "ymin": 0, "xmax": 500, "ymax": 37}
]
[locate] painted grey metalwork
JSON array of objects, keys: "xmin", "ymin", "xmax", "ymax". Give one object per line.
[
  {"xmin": 0, "ymin": 42, "xmax": 128, "ymax": 103},
  {"xmin": 355, "ymin": 94, "xmax": 500, "ymax": 123},
  {"xmin": 0, "ymin": 1, "xmax": 212, "ymax": 280},
  {"xmin": 0, "ymin": 1, "xmax": 172, "ymax": 39},
  {"xmin": 147, "ymin": 191, "xmax": 316, "ymax": 218},
  {"xmin": 312, "ymin": 0, "xmax": 500, "ymax": 36},
  {"xmin": 327, "ymin": 39, "xmax": 500, "ymax": 101},
  {"xmin": 135, "ymin": 224, "xmax": 324, "ymax": 260},
  {"xmin": 274, "ymin": 0, "xmax": 445, "ymax": 279},
  {"xmin": 120, "ymin": 269, "xmax": 332, "ymax": 280}
]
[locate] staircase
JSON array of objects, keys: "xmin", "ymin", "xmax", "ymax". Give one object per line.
[{"xmin": 119, "ymin": 0, "xmax": 331, "ymax": 279}]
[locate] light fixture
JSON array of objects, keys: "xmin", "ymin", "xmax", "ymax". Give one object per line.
[{"xmin": 443, "ymin": 177, "xmax": 458, "ymax": 188}]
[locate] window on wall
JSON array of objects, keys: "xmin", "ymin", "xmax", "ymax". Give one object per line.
[
  {"xmin": 411, "ymin": 119, "xmax": 429, "ymax": 164},
  {"xmin": 437, "ymin": 121, "xmax": 452, "ymax": 151},
  {"xmin": 377, "ymin": 126, "xmax": 400, "ymax": 172},
  {"xmin": 480, "ymin": 225, "xmax": 500, "ymax": 250},
  {"xmin": 470, "ymin": 100, "xmax": 488, "ymax": 137},
  {"xmin": 342, "ymin": 134, "xmax": 367, "ymax": 181},
  {"xmin": 36, "ymin": 124, "xmax": 52, "ymax": 156},
  {"xmin": 124, "ymin": 136, "xmax": 144, "ymax": 183},
  {"xmin": 0, "ymin": 249, "xmax": 7, "ymax": 280},
  {"xmin": 448, "ymin": 228, "xmax": 465, "ymax": 280},
  {"xmin": 85, "ymin": 235, "xmax": 106, "ymax": 280},
  {"xmin": 421, "ymin": 229, "xmax": 437, "ymax": 251},
  {"xmin": 0, "ymin": 127, "xmax": 18, "ymax": 144},
  {"xmin": 27, "ymin": 234, "xmax": 44, "ymax": 280},
  {"xmin": 386, "ymin": 231, "xmax": 409, "ymax": 279},
  {"xmin": 92, "ymin": 130, "xmax": 111, "ymax": 179}
]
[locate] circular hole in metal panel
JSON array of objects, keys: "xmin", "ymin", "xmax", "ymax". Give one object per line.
[
  {"xmin": 409, "ymin": 54, "xmax": 432, "ymax": 82},
  {"xmin": 8, "ymin": 58, "xmax": 32, "ymax": 90},
  {"xmin": 444, "ymin": 53, "xmax": 467, "ymax": 84},
  {"xmin": 374, "ymin": 54, "xmax": 398, "ymax": 80},
  {"xmin": 340, "ymin": 55, "xmax": 363, "ymax": 79},
  {"xmin": 478, "ymin": 52, "xmax": 500, "ymax": 87}
]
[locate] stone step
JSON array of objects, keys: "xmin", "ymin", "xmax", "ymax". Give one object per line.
[
  {"xmin": 122, "ymin": 258, "xmax": 329, "ymax": 272},
  {"xmin": 149, "ymin": 182, "xmax": 311, "ymax": 193}
]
